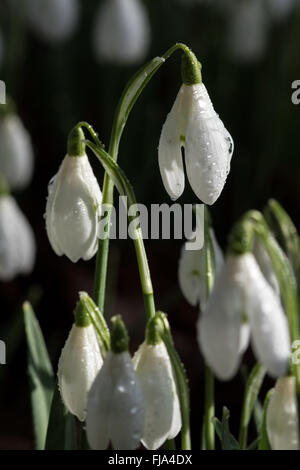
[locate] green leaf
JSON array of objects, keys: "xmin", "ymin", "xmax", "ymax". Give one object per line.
[
  {"xmin": 45, "ymin": 384, "xmax": 77, "ymax": 450},
  {"xmin": 239, "ymin": 363, "xmax": 266, "ymax": 449},
  {"xmin": 258, "ymin": 390, "xmax": 273, "ymax": 450},
  {"xmin": 214, "ymin": 407, "xmax": 239, "ymax": 450},
  {"xmin": 23, "ymin": 302, "xmax": 54, "ymax": 450}
]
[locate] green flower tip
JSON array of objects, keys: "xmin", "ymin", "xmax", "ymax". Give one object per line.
[
  {"xmin": 228, "ymin": 218, "xmax": 254, "ymax": 255},
  {"xmin": 181, "ymin": 51, "xmax": 202, "ymax": 86},
  {"xmin": 74, "ymin": 297, "xmax": 91, "ymax": 328},
  {"xmin": 111, "ymin": 315, "xmax": 129, "ymax": 354},
  {"xmin": 0, "ymin": 173, "xmax": 10, "ymax": 197},
  {"xmin": 67, "ymin": 126, "xmax": 86, "ymax": 157},
  {"xmin": 146, "ymin": 315, "xmax": 163, "ymax": 346}
]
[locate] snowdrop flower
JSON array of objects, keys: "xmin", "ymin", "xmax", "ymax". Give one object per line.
[
  {"xmin": 25, "ymin": 0, "xmax": 79, "ymax": 44},
  {"xmin": 198, "ymin": 251, "xmax": 290, "ymax": 380},
  {"xmin": 45, "ymin": 127, "xmax": 102, "ymax": 262},
  {"xmin": 158, "ymin": 52, "xmax": 234, "ymax": 205},
  {"xmin": 86, "ymin": 316, "xmax": 144, "ymax": 450},
  {"xmin": 267, "ymin": 376, "xmax": 299, "ymax": 450},
  {"xmin": 92, "ymin": 0, "xmax": 151, "ymax": 65},
  {"xmin": 0, "ymin": 182, "xmax": 35, "ymax": 281},
  {"xmin": 133, "ymin": 317, "xmax": 181, "ymax": 449},
  {"xmin": 179, "ymin": 227, "xmax": 223, "ymax": 309},
  {"xmin": 58, "ymin": 297, "xmax": 103, "ymax": 422},
  {"xmin": 0, "ymin": 111, "xmax": 34, "ymax": 191},
  {"xmin": 226, "ymin": 0, "xmax": 269, "ymax": 64}
]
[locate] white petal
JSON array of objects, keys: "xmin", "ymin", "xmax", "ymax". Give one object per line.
[
  {"xmin": 87, "ymin": 351, "xmax": 144, "ymax": 450},
  {"xmin": 267, "ymin": 376, "xmax": 299, "ymax": 450},
  {"xmin": 198, "ymin": 254, "xmax": 248, "ymax": 380},
  {"xmin": 267, "ymin": 0, "xmax": 296, "ymax": 21},
  {"xmin": 25, "ymin": 0, "xmax": 79, "ymax": 43},
  {"xmin": 58, "ymin": 324, "xmax": 103, "ymax": 422},
  {"xmin": 0, "ymin": 115, "xmax": 34, "ymax": 190},
  {"xmin": 158, "ymin": 85, "xmax": 191, "ymax": 200},
  {"xmin": 133, "ymin": 342, "xmax": 181, "ymax": 450},
  {"xmin": 0, "ymin": 195, "xmax": 35, "ymax": 280},
  {"xmin": 252, "ymin": 236, "xmax": 280, "ymax": 295},
  {"xmin": 185, "ymin": 83, "xmax": 233, "ymax": 205},
  {"xmin": 45, "ymin": 154, "xmax": 102, "ymax": 262},
  {"xmin": 245, "ymin": 256, "xmax": 290, "ymax": 377},
  {"xmin": 92, "ymin": 0, "xmax": 150, "ymax": 65}
]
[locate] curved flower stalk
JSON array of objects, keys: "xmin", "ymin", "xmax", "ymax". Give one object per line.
[
  {"xmin": 58, "ymin": 298, "xmax": 103, "ymax": 422},
  {"xmin": 45, "ymin": 127, "xmax": 102, "ymax": 263},
  {"xmin": 92, "ymin": 0, "xmax": 151, "ymax": 65},
  {"xmin": 0, "ymin": 181, "xmax": 35, "ymax": 281},
  {"xmin": 226, "ymin": 0, "xmax": 269, "ymax": 64},
  {"xmin": 198, "ymin": 251, "xmax": 290, "ymax": 381},
  {"xmin": 86, "ymin": 316, "xmax": 144, "ymax": 450},
  {"xmin": 178, "ymin": 227, "xmax": 223, "ymax": 309},
  {"xmin": 133, "ymin": 316, "xmax": 181, "ymax": 449},
  {"xmin": 25, "ymin": 0, "xmax": 79, "ymax": 43},
  {"xmin": 0, "ymin": 109, "xmax": 34, "ymax": 191},
  {"xmin": 158, "ymin": 53, "xmax": 234, "ymax": 204},
  {"xmin": 267, "ymin": 376, "xmax": 299, "ymax": 450}
]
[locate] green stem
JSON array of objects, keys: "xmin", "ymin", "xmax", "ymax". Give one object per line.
[{"xmin": 203, "ymin": 207, "xmax": 215, "ymax": 450}]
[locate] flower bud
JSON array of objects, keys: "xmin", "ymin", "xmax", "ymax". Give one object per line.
[
  {"xmin": 133, "ymin": 337, "xmax": 181, "ymax": 450},
  {"xmin": 252, "ymin": 235, "xmax": 280, "ymax": 295},
  {"xmin": 58, "ymin": 301, "xmax": 103, "ymax": 422},
  {"xmin": 267, "ymin": 376, "xmax": 299, "ymax": 450},
  {"xmin": 0, "ymin": 191, "xmax": 35, "ymax": 281},
  {"xmin": 0, "ymin": 113, "xmax": 34, "ymax": 191},
  {"xmin": 92, "ymin": 0, "xmax": 150, "ymax": 65},
  {"xmin": 158, "ymin": 80, "xmax": 233, "ymax": 204},
  {"xmin": 86, "ymin": 316, "xmax": 144, "ymax": 450},
  {"xmin": 45, "ymin": 130, "xmax": 102, "ymax": 262},
  {"xmin": 25, "ymin": 0, "xmax": 79, "ymax": 43}
]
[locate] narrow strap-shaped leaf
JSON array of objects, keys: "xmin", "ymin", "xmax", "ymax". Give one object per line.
[
  {"xmin": 23, "ymin": 302, "xmax": 54, "ymax": 450},
  {"xmin": 239, "ymin": 363, "xmax": 266, "ymax": 449},
  {"xmin": 45, "ymin": 384, "xmax": 77, "ymax": 450},
  {"xmin": 214, "ymin": 407, "xmax": 239, "ymax": 450},
  {"xmin": 258, "ymin": 390, "xmax": 272, "ymax": 450}
]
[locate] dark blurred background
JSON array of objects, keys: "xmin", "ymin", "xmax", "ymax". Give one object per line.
[{"xmin": 0, "ymin": 0, "xmax": 300, "ymax": 450}]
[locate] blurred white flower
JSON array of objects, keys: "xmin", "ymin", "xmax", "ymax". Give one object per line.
[
  {"xmin": 0, "ymin": 114, "xmax": 34, "ymax": 191},
  {"xmin": 0, "ymin": 194, "xmax": 35, "ymax": 280},
  {"xmin": 198, "ymin": 253, "xmax": 290, "ymax": 380},
  {"xmin": 58, "ymin": 322, "xmax": 103, "ymax": 422},
  {"xmin": 226, "ymin": 0, "xmax": 269, "ymax": 64},
  {"xmin": 86, "ymin": 350, "xmax": 144, "ymax": 450},
  {"xmin": 45, "ymin": 153, "xmax": 102, "ymax": 262},
  {"xmin": 25, "ymin": 0, "xmax": 79, "ymax": 43},
  {"xmin": 178, "ymin": 228, "xmax": 223, "ymax": 308},
  {"xmin": 158, "ymin": 83, "xmax": 234, "ymax": 204},
  {"xmin": 133, "ymin": 341, "xmax": 181, "ymax": 450},
  {"xmin": 267, "ymin": 376, "xmax": 299, "ymax": 450},
  {"xmin": 92, "ymin": 0, "xmax": 151, "ymax": 65}
]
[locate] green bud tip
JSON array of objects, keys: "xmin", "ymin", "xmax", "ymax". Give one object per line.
[
  {"xmin": 181, "ymin": 51, "xmax": 202, "ymax": 86},
  {"xmin": 74, "ymin": 298, "xmax": 91, "ymax": 328},
  {"xmin": 67, "ymin": 126, "xmax": 86, "ymax": 157},
  {"xmin": 228, "ymin": 217, "xmax": 254, "ymax": 255},
  {"xmin": 0, "ymin": 173, "xmax": 10, "ymax": 197},
  {"xmin": 111, "ymin": 315, "xmax": 129, "ymax": 354},
  {"xmin": 146, "ymin": 315, "xmax": 162, "ymax": 346}
]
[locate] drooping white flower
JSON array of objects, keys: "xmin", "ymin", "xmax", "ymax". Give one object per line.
[
  {"xmin": 133, "ymin": 341, "xmax": 181, "ymax": 450},
  {"xmin": 58, "ymin": 322, "xmax": 103, "ymax": 422},
  {"xmin": 0, "ymin": 114, "xmax": 34, "ymax": 190},
  {"xmin": 25, "ymin": 0, "xmax": 79, "ymax": 44},
  {"xmin": 226, "ymin": 0, "xmax": 269, "ymax": 64},
  {"xmin": 45, "ymin": 153, "xmax": 102, "ymax": 262},
  {"xmin": 267, "ymin": 376, "xmax": 299, "ymax": 450},
  {"xmin": 87, "ymin": 350, "xmax": 144, "ymax": 449},
  {"xmin": 92, "ymin": 0, "xmax": 151, "ymax": 65},
  {"xmin": 158, "ymin": 82, "xmax": 234, "ymax": 205},
  {"xmin": 0, "ymin": 194, "xmax": 35, "ymax": 281},
  {"xmin": 178, "ymin": 228, "xmax": 223, "ymax": 309},
  {"xmin": 198, "ymin": 253, "xmax": 290, "ymax": 380}
]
